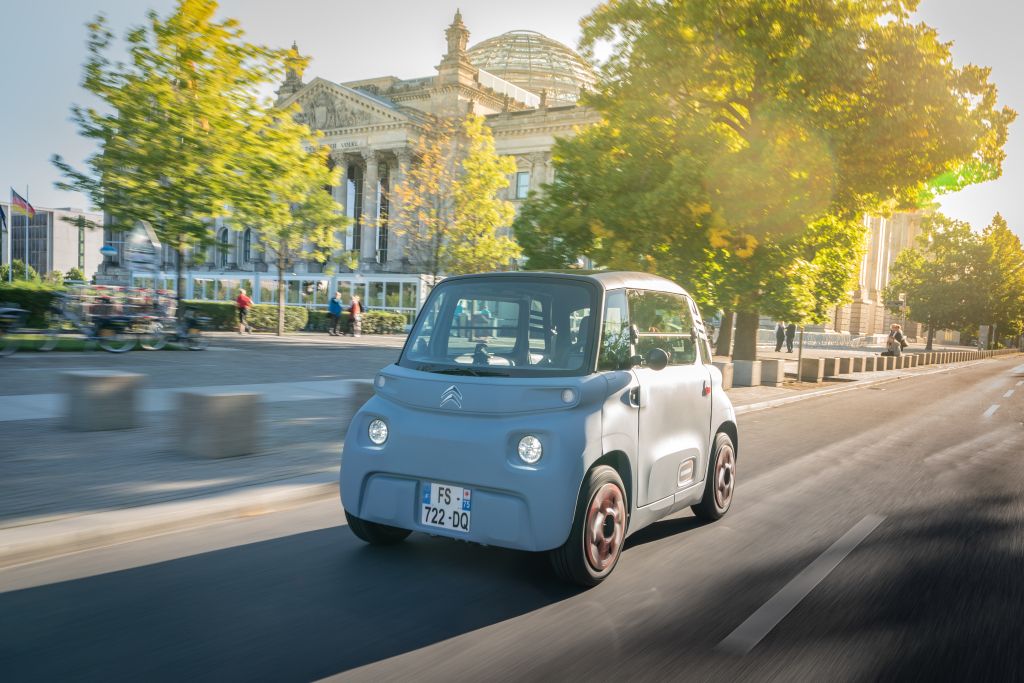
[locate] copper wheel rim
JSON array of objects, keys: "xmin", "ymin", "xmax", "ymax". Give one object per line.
[
  {"xmin": 714, "ymin": 444, "xmax": 736, "ymax": 510},
  {"xmin": 584, "ymin": 482, "xmax": 626, "ymax": 573}
]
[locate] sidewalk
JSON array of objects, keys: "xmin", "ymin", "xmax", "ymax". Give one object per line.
[{"xmin": 0, "ymin": 355, "xmax": 1000, "ymax": 567}]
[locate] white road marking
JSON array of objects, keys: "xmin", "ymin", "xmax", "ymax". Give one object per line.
[
  {"xmin": 1004, "ymin": 390, "xmax": 1015, "ymax": 399},
  {"xmin": 716, "ymin": 515, "xmax": 886, "ymax": 656},
  {"xmin": 1016, "ymin": 380, "xmax": 1023, "ymax": 387},
  {"xmin": 983, "ymin": 404, "xmax": 1000, "ymax": 418}
]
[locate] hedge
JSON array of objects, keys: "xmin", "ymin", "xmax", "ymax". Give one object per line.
[
  {"xmin": 183, "ymin": 301, "xmax": 308, "ymax": 333},
  {"xmin": 307, "ymin": 309, "xmax": 407, "ymax": 334},
  {"xmin": 0, "ymin": 282, "xmax": 63, "ymax": 328}
]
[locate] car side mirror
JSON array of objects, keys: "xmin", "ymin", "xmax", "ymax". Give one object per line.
[{"xmin": 646, "ymin": 347, "xmax": 670, "ymax": 371}]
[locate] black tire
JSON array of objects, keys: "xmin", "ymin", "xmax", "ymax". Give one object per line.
[
  {"xmin": 691, "ymin": 432, "xmax": 737, "ymax": 522},
  {"xmin": 97, "ymin": 327, "xmax": 136, "ymax": 353},
  {"xmin": 140, "ymin": 322, "xmax": 168, "ymax": 351},
  {"xmin": 345, "ymin": 510, "xmax": 411, "ymax": 545},
  {"xmin": 549, "ymin": 465, "xmax": 628, "ymax": 587}
]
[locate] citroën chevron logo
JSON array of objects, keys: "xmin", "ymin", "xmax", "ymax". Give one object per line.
[{"xmin": 439, "ymin": 385, "xmax": 463, "ymax": 409}]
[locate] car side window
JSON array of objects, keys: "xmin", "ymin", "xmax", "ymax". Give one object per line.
[
  {"xmin": 598, "ymin": 290, "xmax": 631, "ymax": 371},
  {"xmin": 628, "ymin": 290, "xmax": 698, "ymax": 365}
]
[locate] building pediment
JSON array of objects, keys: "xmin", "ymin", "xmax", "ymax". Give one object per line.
[{"xmin": 283, "ymin": 78, "xmax": 409, "ymax": 131}]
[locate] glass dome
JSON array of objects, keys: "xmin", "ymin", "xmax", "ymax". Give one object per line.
[{"xmin": 467, "ymin": 30, "xmax": 597, "ymax": 105}]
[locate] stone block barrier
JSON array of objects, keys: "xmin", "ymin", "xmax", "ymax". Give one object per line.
[
  {"xmin": 733, "ymin": 360, "xmax": 761, "ymax": 387},
  {"xmin": 760, "ymin": 359, "xmax": 785, "ymax": 387},
  {"xmin": 863, "ymin": 356, "xmax": 877, "ymax": 371},
  {"xmin": 63, "ymin": 370, "xmax": 145, "ymax": 431},
  {"xmin": 852, "ymin": 357, "xmax": 866, "ymax": 372},
  {"xmin": 713, "ymin": 361, "xmax": 734, "ymax": 391},
  {"xmin": 800, "ymin": 357, "xmax": 824, "ymax": 383},
  {"xmin": 838, "ymin": 357, "xmax": 853, "ymax": 374},
  {"xmin": 823, "ymin": 357, "xmax": 841, "ymax": 377},
  {"xmin": 177, "ymin": 390, "xmax": 263, "ymax": 458}
]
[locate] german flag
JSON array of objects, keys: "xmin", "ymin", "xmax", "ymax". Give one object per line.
[{"xmin": 10, "ymin": 188, "xmax": 35, "ymax": 218}]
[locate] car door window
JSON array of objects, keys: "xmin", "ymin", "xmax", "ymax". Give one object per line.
[
  {"xmin": 628, "ymin": 290, "xmax": 697, "ymax": 365},
  {"xmin": 598, "ymin": 290, "xmax": 631, "ymax": 370}
]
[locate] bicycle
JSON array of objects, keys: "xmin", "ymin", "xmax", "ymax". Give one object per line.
[
  {"xmin": 40, "ymin": 294, "xmax": 138, "ymax": 353},
  {"xmin": 139, "ymin": 309, "xmax": 210, "ymax": 351},
  {"xmin": 0, "ymin": 304, "xmax": 29, "ymax": 357}
]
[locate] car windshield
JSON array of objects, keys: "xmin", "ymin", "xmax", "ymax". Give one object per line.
[{"xmin": 400, "ymin": 277, "xmax": 599, "ymax": 377}]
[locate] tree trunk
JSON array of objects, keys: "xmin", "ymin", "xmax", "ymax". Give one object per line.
[
  {"xmin": 732, "ymin": 309, "xmax": 760, "ymax": 361},
  {"xmin": 277, "ymin": 253, "xmax": 286, "ymax": 336},
  {"xmin": 926, "ymin": 323, "xmax": 935, "ymax": 351},
  {"xmin": 715, "ymin": 310, "xmax": 734, "ymax": 357},
  {"xmin": 176, "ymin": 243, "xmax": 186, "ymax": 321}
]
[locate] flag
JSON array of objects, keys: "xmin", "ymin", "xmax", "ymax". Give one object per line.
[
  {"xmin": 0, "ymin": 204, "xmax": 6, "ymax": 232},
  {"xmin": 10, "ymin": 188, "xmax": 35, "ymax": 218}
]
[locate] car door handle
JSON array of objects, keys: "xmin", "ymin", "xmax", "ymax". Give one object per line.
[{"xmin": 629, "ymin": 387, "xmax": 641, "ymax": 408}]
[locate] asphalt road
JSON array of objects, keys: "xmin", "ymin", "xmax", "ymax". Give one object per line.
[{"xmin": 1, "ymin": 356, "xmax": 1022, "ymax": 682}]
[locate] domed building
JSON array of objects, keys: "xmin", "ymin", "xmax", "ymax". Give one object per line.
[
  {"xmin": 104, "ymin": 12, "xmax": 601, "ymax": 319},
  {"xmin": 467, "ymin": 30, "xmax": 597, "ymax": 105}
]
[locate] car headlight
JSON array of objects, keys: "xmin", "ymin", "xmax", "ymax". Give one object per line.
[
  {"xmin": 368, "ymin": 418, "xmax": 389, "ymax": 445},
  {"xmin": 517, "ymin": 435, "xmax": 543, "ymax": 464}
]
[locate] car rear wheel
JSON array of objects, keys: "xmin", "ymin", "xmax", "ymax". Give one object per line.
[
  {"xmin": 345, "ymin": 511, "xmax": 411, "ymax": 545},
  {"xmin": 691, "ymin": 432, "xmax": 736, "ymax": 522},
  {"xmin": 549, "ymin": 465, "xmax": 627, "ymax": 587}
]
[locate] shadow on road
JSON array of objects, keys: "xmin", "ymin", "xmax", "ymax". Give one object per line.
[{"xmin": 0, "ymin": 525, "xmax": 579, "ymax": 681}]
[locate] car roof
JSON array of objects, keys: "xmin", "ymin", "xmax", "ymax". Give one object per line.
[{"xmin": 438, "ymin": 270, "xmax": 689, "ymax": 296}]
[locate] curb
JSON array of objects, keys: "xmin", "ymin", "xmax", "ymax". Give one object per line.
[{"xmin": 0, "ymin": 472, "xmax": 338, "ymax": 569}]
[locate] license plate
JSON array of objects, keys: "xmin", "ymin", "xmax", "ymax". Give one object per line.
[{"xmin": 421, "ymin": 482, "xmax": 472, "ymax": 533}]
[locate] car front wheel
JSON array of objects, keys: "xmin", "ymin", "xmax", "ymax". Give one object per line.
[
  {"xmin": 549, "ymin": 465, "xmax": 627, "ymax": 587},
  {"xmin": 691, "ymin": 432, "xmax": 736, "ymax": 522}
]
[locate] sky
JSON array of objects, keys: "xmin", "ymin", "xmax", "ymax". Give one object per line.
[{"xmin": 1, "ymin": 0, "xmax": 1021, "ymax": 237}]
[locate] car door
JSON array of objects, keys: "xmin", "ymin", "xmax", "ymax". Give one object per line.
[{"xmin": 630, "ymin": 289, "xmax": 713, "ymax": 507}]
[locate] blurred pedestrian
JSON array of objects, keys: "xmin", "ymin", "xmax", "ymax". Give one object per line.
[
  {"xmin": 348, "ymin": 295, "xmax": 363, "ymax": 337},
  {"xmin": 785, "ymin": 322, "xmax": 796, "ymax": 353},
  {"xmin": 775, "ymin": 322, "xmax": 786, "ymax": 352},
  {"xmin": 328, "ymin": 292, "xmax": 343, "ymax": 336},
  {"xmin": 235, "ymin": 288, "xmax": 253, "ymax": 334}
]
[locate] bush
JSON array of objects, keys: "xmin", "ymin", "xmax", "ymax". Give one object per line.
[
  {"xmin": 362, "ymin": 310, "xmax": 408, "ymax": 335},
  {"xmin": 306, "ymin": 310, "xmax": 330, "ymax": 331},
  {"xmin": 0, "ymin": 281, "xmax": 63, "ymax": 327},
  {"xmin": 247, "ymin": 304, "xmax": 308, "ymax": 332}
]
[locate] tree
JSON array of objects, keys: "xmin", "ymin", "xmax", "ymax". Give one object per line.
[
  {"xmin": 978, "ymin": 214, "xmax": 1024, "ymax": 347},
  {"xmin": 0, "ymin": 260, "xmax": 40, "ymax": 283},
  {"xmin": 66, "ymin": 266, "xmax": 87, "ymax": 283},
  {"xmin": 391, "ymin": 114, "xmax": 519, "ymax": 282},
  {"xmin": 53, "ymin": 0, "xmax": 289, "ymax": 314},
  {"xmin": 229, "ymin": 109, "xmax": 349, "ymax": 335},
  {"xmin": 886, "ymin": 215, "xmax": 988, "ymax": 350},
  {"xmin": 516, "ymin": 0, "xmax": 1015, "ymax": 360}
]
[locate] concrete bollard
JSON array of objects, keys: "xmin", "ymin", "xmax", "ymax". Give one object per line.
[
  {"xmin": 852, "ymin": 357, "xmax": 866, "ymax": 373},
  {"xmin": 838, "ymin": 357, "xmax": 854, "ymax": 374},
  {"xmin": 713, "ymin": 361, "xmax": 734, "ymax": 391},
  {"xmin": 885, "ymin": 356, "xmax": 896, "ymax": 370},
  {"xmin": 760, "ymin": 359, "xmax": 786, "ymax": 387},
  {"xmin": 823, "ymin": 357, "xmax": 841, "ymax": 377},
  {"xmin": 63, "ymin": 370, "xmax": 145, "ymax": 431},
  {"xmin": 733, "ymin": 360, "xmax": 762, "ymax": 387},
  {"xmin": 906, "ymin": 355, "xmax": 916, "ymax": 368},
  {"xmin": 800, "ymin": 357, "xmax": 825, "ymax": 383},
  {"xmin": 177, "ymin": 390, "xmax": 263, "ymax": 458},
  {"xmin": 862, "ymin": 356, "xmax": 876, "ymax": 371}
]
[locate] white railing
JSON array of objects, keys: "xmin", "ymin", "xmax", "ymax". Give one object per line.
[
  {"xmin": 477, "ymin": 69, "xmax": 541, "ymax": 108},
  {"xmin": 756, "ymin": 329, "xmax": 853, "ymax": 348}
]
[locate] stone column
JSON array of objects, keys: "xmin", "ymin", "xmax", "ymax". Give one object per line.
[
  {"xmin": 360, "ymin": 151, "xmax": 379, "ymax": 264},
  {"xmin": 528, "ymin": 152, "xmax": 548, "ymax": 192},
  {"xmin": 390, "ymin": 150, "xmax": 412, "ymax": 267}
]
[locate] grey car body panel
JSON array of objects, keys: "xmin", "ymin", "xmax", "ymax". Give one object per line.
[{"xmin": 340, "ymin": 271, "xmax": 738, "ymax": 552}]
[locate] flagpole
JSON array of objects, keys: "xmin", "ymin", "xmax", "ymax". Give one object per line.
[{"xmin": 23, "ymin": 185, "xmax": 29, "ymax": 280}]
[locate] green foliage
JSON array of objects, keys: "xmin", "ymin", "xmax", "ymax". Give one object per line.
[
  {"xmin": 52, "ymin": 0, "xmax": 297, "ymax": 301},
  {"xmin": 0, "ymin": 260, "xmax": 40, "ymax": 283},
  {"xmin": 183, "ymin": 301, "xmax": 308, "ymax": 332},
  {"xmin": 518, "ymin": 0, "xmax": 1016, "ymax": 359},
  {"xmin": 65, "ymin": 267, "xmax": 87, "ymax": 283},
  {"xmin": 44, "ymin": 271, "xmax": 65, "ymax": 286},
  {"xmin": 885, "ymin": 214, "xmax": 989, "ymax": 347},
  {"xmin": 978, "ymin": 214, "xmax": 1024, "ymax": 342},
  {"xmin": 392, "ymin": 114, "xmax": 519, "ymax": 280},
  {"xmin": 360, "ymin": 310, "xmax": 408, "ymax": 335},
  {"xmin": 0, "ymin": 282, "xmax": 63, "ymax": 327}
]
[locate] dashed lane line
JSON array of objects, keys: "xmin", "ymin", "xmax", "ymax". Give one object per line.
[
  {"xmin": 983, "ymin": 404, "xmax": 1000, "ymax": 418},
  {"xmin": 1004, "ymin": 389, "xmax": 1015, "ymax": 399},
  {"xmin": 716, "ymin": 515, "xmax": 886, "ymax": 656}
]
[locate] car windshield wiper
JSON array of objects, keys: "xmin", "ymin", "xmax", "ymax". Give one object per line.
[{"xmin": 427, "ymin": 366, "xmax": 511, "ymax": 377}]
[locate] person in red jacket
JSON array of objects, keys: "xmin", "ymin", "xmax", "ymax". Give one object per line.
[
  {"xmin": 235, "ymin": 288, "xmax": 253, "ymax": 334},
  {"xmin": 347, "ymin": 295, "xmax": 363, "ymax": 336}
]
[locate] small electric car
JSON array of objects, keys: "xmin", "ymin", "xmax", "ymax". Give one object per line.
[{"xmin": 341, "ymin": 271, "xmax": 738, "ymax": 586}]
